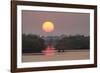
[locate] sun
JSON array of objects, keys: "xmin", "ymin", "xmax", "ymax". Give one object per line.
[{"xmin": 42, "ymin": 21, "xmax": 54, "ymax": 32}]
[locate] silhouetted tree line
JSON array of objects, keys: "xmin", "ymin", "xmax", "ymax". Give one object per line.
[
  {"xmin": 55, "ymin": 35, "xmax": 90, "ymax": 52},
  {"xmin": 22, "ymin": 34, "xmax": 89, "ymax": 53},
  {"xmin": 22, "ymin": 34, "xmax": 46, "ymax": 53}
]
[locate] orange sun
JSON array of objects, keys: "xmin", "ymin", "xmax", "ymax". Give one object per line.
[{"xmin": 42, "ymin": 21, "xmax": 54, "ymax": 32}]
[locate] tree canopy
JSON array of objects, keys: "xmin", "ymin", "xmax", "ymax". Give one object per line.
[
  {"xmin": 55, "ymin": 35, "xmax": 89, "ymax": 52},
  {"xmin": 22, "ymin": 34, "xmax": 46, "ymax": 53}
]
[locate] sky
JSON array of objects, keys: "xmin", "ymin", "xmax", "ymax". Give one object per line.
[{"xmin": 22, "ymin": 10, "xmax": 90, "ymax": 36}]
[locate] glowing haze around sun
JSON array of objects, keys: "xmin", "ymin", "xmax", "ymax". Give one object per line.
[{"xmin": 42, "ymin": 21, "xmax": 54, "ymax": 32}]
